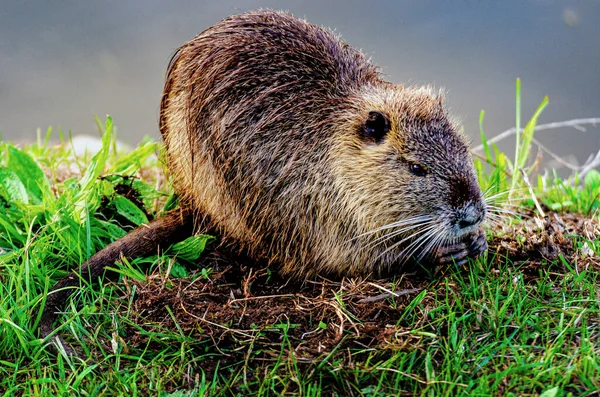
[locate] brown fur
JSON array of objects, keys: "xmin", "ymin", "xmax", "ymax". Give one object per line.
[
  {"xmin": 39, "ymin": 10, "xmax": 487, "ymax": 353},
  {"xmin": 160, "ymin": 10, "xmax": 486, "ymax": 277}
]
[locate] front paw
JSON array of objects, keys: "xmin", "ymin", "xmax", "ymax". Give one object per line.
[
  {"xmin": 467, "ymin": 226, "xmax": 488, "ymax": 258},
  {"xmin": 435, "ymin": 227, "xmax": 487, "ymax": 266}
]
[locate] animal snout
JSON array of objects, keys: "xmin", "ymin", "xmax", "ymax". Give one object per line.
[
  {"xmin": 457, "ymin": 213, "xmax": 484, "ymax": 230},
  {"xmin": 454, "ymin": 202, "xmax": 486, "ymax": 233}
]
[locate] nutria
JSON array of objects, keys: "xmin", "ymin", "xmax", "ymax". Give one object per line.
[{"xmin": 39, "ymin": 10, "xmax": 487, "ymax": 353}]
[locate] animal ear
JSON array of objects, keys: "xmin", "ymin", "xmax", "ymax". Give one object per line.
[{"xmin": 361, "ymin": 111, "xmax": 390, "ymax": 143}]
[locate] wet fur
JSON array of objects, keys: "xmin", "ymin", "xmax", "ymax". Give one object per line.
[
  {"xmin": 160, "ymin": 10, "xmax": 485, "ymax": 277},
  {"xmin": 38, "ymin": 10, "xmax": 487, "ymax": 352}
]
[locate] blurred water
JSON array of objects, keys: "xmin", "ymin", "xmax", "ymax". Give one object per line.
[{"xmin": 0, "ymin": 0, "xmax": 598, "ymax": 169}]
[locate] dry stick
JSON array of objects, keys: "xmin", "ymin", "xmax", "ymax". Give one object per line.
[
  {"xmin": 530, "ymin": 137, "xmax": 579, "ymax": 171},
  {"xmin": 179, "ymin": 304, "xmax": 256, "ymax": 339},
  {"xmin": 474, "ymin": 118, "xmax": 600, "ymax": 184},
  {"xmin": 529, "ymin": 137, "xmax": 600, "ymax": 180},
  {"xmin": 473, "ymin": 118, "xmax": 600, "ymax": 153},
  {"xmin": 228, "ymin": 294, "xmax": 295, "ymax": 304},
  {"xmin": 577, "ymin": 150, "xmax": 600, "ymax": 179},
  {"xmin": 358, "ymin": 283, "xmax": 422, "ymax": 303}
]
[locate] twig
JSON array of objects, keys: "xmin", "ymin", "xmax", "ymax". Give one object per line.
[
  {"xmin": 529, "ymin": 138, "xmax": 600, "ymax": 179},
  {"xmin": 228, "ymin": 294, "xmax": 295, "ymax": 304},
  {"xmin": 179, "ymin": 303, "xmax": 257, "ymax": 338},
  {"xmin": 473, "ymin": 118, "xmax": 600, "ymax": 152},
  {"xmin": 358, "ymin": 283, "xmax": 422, "ymax": 303},
  {"xmin": 530, "ymin": 138, "xmax": 578, "ymax": 171},
  {"xmin": 577, "ymin": 149, "xmax": 600, "ymax": 179}
]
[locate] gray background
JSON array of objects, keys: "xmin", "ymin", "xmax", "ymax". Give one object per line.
[{"xmin": 1, "ymin": 0, "xmax": 599, "ymax": 167}]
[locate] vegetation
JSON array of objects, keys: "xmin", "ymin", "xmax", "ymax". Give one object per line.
[{"xmin": 1, "ymin": 82, "xmax": 599, "ymax": 396}]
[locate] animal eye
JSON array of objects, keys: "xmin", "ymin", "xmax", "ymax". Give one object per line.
[
  {"xmin": 361, "ymin": 110, "xmax": 390, "ymax": 143},
  {"xmin": 409, "ymin": 163, "xmax": 427, "ymax": 177}
]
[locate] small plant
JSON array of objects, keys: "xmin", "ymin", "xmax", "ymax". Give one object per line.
[{"xmin": 477, "ymin": 79, "xmax": 548, "ymax": 204}]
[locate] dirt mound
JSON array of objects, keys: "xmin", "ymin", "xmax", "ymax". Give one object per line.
[{"xmin": 116, "ymin": 212, "xmax": 598, "ymax": 366}]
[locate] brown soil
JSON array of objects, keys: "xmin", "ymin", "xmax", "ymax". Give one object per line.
[
  {"xmin": 111, "ymin": 209, "xmax": 598, "ymax": 383},
  {"xmin": 488, "ymin": 208, "xmax": 599, "ymax": 277}
]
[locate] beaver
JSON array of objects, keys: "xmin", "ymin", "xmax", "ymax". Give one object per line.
[{"xmin": 39, "ymin": 10, "xmax": 487, "ymax": 352}]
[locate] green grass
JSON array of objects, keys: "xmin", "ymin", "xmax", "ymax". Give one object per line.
[{"xmin": 1, "ymin": 85, "xmax": 600, "ymax": 395}]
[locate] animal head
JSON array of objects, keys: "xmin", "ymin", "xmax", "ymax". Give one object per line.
[{"xmin": 332, "ymin": 85, "xmax": 486, "ymax": 265}]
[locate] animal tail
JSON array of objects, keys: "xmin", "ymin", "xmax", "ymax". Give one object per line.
[{"xmin": 38, "ymin": 207, "xmax": 194, "ymax": 355}]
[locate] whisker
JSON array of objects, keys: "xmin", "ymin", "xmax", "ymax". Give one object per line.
[
  {"xmin": 487, "ymin": 203, "xmax": 522, "ymax": 212},
  {"xmin": 486, "ymin": 205, "xmax": 520, "ymax": 215},
  {"xmin": 485, "ymin": 212, "xmax": 510, "ymax": 221},
  {"xmin": 397, "ymin": 224, "xmax": 444, "ymax": 264},
  {"xmin": 431, "ymin": 233, "xmax": 448, "ymax": 262},
  {"xmin": 361, "ymin": 220, "xmax": 435, "ymax": 251},
  {"xmin": 482, "ymin": 185, "xmax": 495, "ymax": 197},
  {"xmin": 484, "ymin": 187, "xmax": 528, "ymax": 202},
  {"xmin": 484, "ymin": 216, "xmax": 504, "ymax": 228},
  {"xmin": 372, "ymin": 223, "xmax": 440, "ymax": 263},
  {"xmin": 488, "ymin": 198, "xmax": 533, "ymax": 207},
  {"xmin": 484, "ymin": 186, "xmax": 527, "ymax": 197},
  {"xmin": 402, "ymin": 233, "xmax": 439, "ymax": 264},
  {"xmin": 486, "ymin": 206, "xmax": 529, "ymax": 218},
  {"xmin": 347, "ymin": 215, "xmax": 435, "ymax": 242},
  {"xmin": 485, "ymin": 212, "xmax": 507, "ymax": 220},
  {"xmin": 434, "ymin": 233, "xmax": 448, "ymax": 257},
  {"xmin": 418, "ymin": 228, "xmax": 446, "ymax": 261},
  {"xmin": 371, "ymin": 215, "xmax": 435, "ymax": 232},
  {"xmin": 488, "ymin": 199, "xmax": 531, "ymax": 206},
  {"xmin": 485, "ymin": 197, "xmax": 528, "ymax": 207},
  {"xmin": 483, "ymin": 190, "xmax": 509, "ymax": 201}
]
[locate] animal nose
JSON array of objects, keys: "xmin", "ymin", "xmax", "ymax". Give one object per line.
[{"xmin": 457, "ymin": 214, "xmax": 483, "ymax": 230}]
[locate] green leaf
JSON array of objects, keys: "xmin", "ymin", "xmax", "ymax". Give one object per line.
[
  {"xmin": 397, "ymin": 289, "xmax": 427, "ymax": 324},
  {"xmin": 105, "ymin": 256, "xmax": 147, "ymax": 282},
  {"xmin": 518, "ymin": 96, "xmax": 549, "ymax": 170},
  {"xmin": 537, "ymin": 175, "xmax": 544, "ymax": 194},
  {"xmin": 493, "ymin": 144, "xmax": 512, "ymax": 171},
  {"xmin": 106, "ymin": 263, "xmax": 146, "ymax": 282},
  {"xmin": 113, "ymin": 195, "xmax": 148, "ymax": 226},
  {"xmin": 170, "ymin": 235, "xmax": 214, "ymax": 261},
  {"xmin": 540, "ymin": 386, "xmax": 559, "ymax": 397},
  {"xmin": 0, "ymin": 217, "xmax": 25, "ymax": 245},
  {"xmin": 111, "ymin": 141, "xmax": 160, "ymax": 175},
  {"xmin": 80, "ymin": 117, "xmax": 112, "ymax": 190},
  {"xmin": 584, "ymin": 170, "xmax": 600, "ymax": 189},
  {"xmin": 478, "ymin": 110, "xmax": 492, "ymax": 163},
  {"xmin": 511, "ymin": 78, "xmax": 522, "ymax": 194},
  {"xmin": 0, "ymin": 167, "xmax": 29, "ymax": 204},
  {"xmin": 6, "ymin": 146, "xmax": 51, "ymax": 204},
  {"xmin": 163, "ymin": 194, "xmax": 180, "ymax": 212},
  {"xmin": 514, "ymin": 78, "xmax": 521, "ymax": 172},
  {"xmin": 94, "ymin": 219, "xmax": 128, "ymax": 240},
  {"xmin": 549, "ymin": 202, "xmax": 562, "ymax": 211},
  {"xmin": 73, "ymin": 116, "xmax": 113, "ymax": 220},
  {"xmin": 99, "ymin": 180, "xmax": 115, "ymax": 196},
  {"xmin": 169, "ymin": 262, "xmax": 189, "ymax": 278}
]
